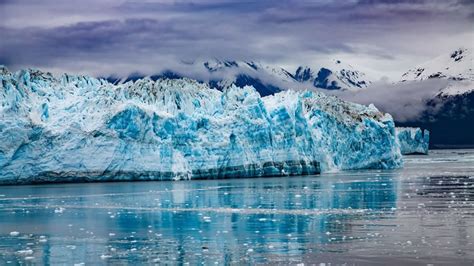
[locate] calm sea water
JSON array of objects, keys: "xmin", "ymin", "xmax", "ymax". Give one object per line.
[{"xmin": 1, "ymin": 149, "xmax": 474, "ymax": 265}]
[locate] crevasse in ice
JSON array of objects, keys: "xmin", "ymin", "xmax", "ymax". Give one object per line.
[
  {"xmin": 396, "ymin": 127, "xmax": 430, "ymax": 155},
  {"xmin": 0, "ymin": 67, "xmax": 402, "ymax": 184}
]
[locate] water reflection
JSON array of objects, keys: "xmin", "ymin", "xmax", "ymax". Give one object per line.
[{"xmin": 0, "ymin": 150, "xmax": 473, "ymax": 264}]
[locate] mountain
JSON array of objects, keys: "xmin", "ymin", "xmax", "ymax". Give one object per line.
[
  {"xmin": 204, "ymin": 59, "xmax": 295, "ymax": 96},
  {"xmin": 294, "ymin": 59, "xmax": 371, "ymax": 90},
  {"xmin": 401, "ymin": 48, "xmax": 473, "ymax": 83},
  {"xmin": 101, "ymin": 70, "xmax": 183, "ymax": 85},
  {"xmin": 401, "ymin": 47, "xmax": 473, "ymax": 97},
  {"xmin": 0, "ymin": 66, "xmax": 401, "ymax": 184},
  {"xmin": 102, "ymin": 59, "xmax": 372, "ymax": 96},
  {"xmin": 397, "ymin": 47, "xmax": 474, "ymax": 147}
]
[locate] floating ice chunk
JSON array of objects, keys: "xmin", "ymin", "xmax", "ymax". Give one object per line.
[
  {"xmin": 54, "ymin": 207, "xmax": 65, "ymax": 213},
  {"xmin": 16, "ymin": 249, "xmax": 34, "ymax": 256}
]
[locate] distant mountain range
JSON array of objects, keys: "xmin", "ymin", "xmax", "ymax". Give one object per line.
[{"xmin": 102, "ymin": 59, "xmax": 372, "ymax": 96}]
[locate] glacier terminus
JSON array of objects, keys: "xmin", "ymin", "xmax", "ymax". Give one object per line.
[
  {"xmin": 396, "ymin": 127, "xmax": 430, "ymax": 155},
  {"xmin": 0, "ymin": 67, "xmax": 405, "ymax": 184}
]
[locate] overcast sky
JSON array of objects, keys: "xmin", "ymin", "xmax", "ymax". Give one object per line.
[{"xmin": 1, "ymin": 0, "xmax": 473, "ymax": 80}]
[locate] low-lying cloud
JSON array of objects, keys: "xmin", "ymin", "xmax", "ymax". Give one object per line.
[{"xmin": 329, "ymin": 79, "xmax": 451, "ymax": 121}]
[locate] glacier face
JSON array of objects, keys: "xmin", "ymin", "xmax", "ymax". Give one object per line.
[
  {"xmin": 0, "ymin": 67, "xmax": 402, "ymax": 184},
  {"xmin": 396, "ymin": 127, "xmax": 429, "ymax": 155}
]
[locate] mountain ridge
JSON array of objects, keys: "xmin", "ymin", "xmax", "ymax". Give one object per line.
[{"xmin": 101, "ymin": 58, "xmax": 373, "ymax": 96}]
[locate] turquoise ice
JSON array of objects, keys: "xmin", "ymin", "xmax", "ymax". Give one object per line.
[
  {"xmin": 396, "ymin": 127, "xmax": 430, "ymax": 155},
  {"xmin": 0, "ymin": 67, "xmax": 402, "ymax": 184}
]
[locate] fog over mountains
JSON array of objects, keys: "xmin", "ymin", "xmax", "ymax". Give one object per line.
[
  {"xmin": 101, "ymin": 46, "xmax": 473, "ymax": 147},
  {"xmin": 103, "ymin": 58, "xmax": 373, "ymax": 96}
]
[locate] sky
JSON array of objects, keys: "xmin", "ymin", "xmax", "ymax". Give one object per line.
[{"xmin": 1, "ymin": 0, "xmax": 473, "ymax": 80}]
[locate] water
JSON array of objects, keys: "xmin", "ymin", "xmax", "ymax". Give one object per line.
[{"xmin": 1, "ymin": 150, "xmax": 473, "ymax": 265}]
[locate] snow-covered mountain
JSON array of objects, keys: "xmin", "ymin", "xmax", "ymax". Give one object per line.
[
  {"xmin": 202, "ymin": 59, "xmax": 296, "ymax": 96},
  {"xmin": 401, "ymin": 47, "xmax": 473, "ymax": 96},
  {"xmin": 402, "ymin": 48, "xmax": 473, "ymax": 82},
  {"xmin": 294, "ymin": 59, "xmax": 371, "ymax": 91},
  {"xmin": 103, "ymin": 59, "xmax": 373, "ymax": 96},
  {"xmin": 0, "ymin": 66, "xmax": 402, "ymax": 184}
]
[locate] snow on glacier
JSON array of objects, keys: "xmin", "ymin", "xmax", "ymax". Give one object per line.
[
  {"xmin": 0, "ymin": 67, "xmax": 402, "ymax": 184},
  {"xmin": 396, "ymin": 127, "xmax": 429, "ymax": 155}
]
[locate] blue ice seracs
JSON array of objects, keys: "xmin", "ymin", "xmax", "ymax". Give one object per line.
[
  {"xmin": 0, "ymin": 67, "xmax": 402, "ymax": 184},
  {"xmin": 396, "ymin": 127, "xmax": 430, "ymax": 155}
]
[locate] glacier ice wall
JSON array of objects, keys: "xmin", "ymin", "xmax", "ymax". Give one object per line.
[
  {"xmin": 0, "ymin": 67, "xmax": 402, "ymax": 184},
  {"xmin": 396, "ymin": 127, "xmax": 429, "ymax": 155}
]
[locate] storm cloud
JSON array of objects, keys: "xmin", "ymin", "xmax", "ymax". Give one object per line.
[{"xmin": 1, "ymin": 0, "xmax": 473, "ymax": 78}]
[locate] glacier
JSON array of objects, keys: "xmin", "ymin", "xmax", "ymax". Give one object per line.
[
  {"xmin": 0, "ymin": 67, "xmax": 402, "ymax": 185},
  {"xmin": 396, "ymin": 127, "xmax": 430, "ymax": 155}
]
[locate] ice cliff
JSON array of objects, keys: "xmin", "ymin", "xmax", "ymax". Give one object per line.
[
  {"xmin": 0, "ymin": 67, "xmax": 402, "ymax": 184},
  {"xmin": 396, "ymin": 127, "xmax": 429, "ymax": 155}
]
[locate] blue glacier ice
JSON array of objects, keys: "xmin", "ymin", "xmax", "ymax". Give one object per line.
[
  {"xmin": 0, "ymin": 67, "xmax": 402, "ymax": 184},
  {"xmin": 396, "ymin": 127, "xmax": 430, "ymax": 155}
]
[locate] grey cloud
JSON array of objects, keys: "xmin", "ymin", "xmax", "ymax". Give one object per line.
[{"xmin": 0, "ymin": 0, "xmax": 472, "ymax": 78}]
